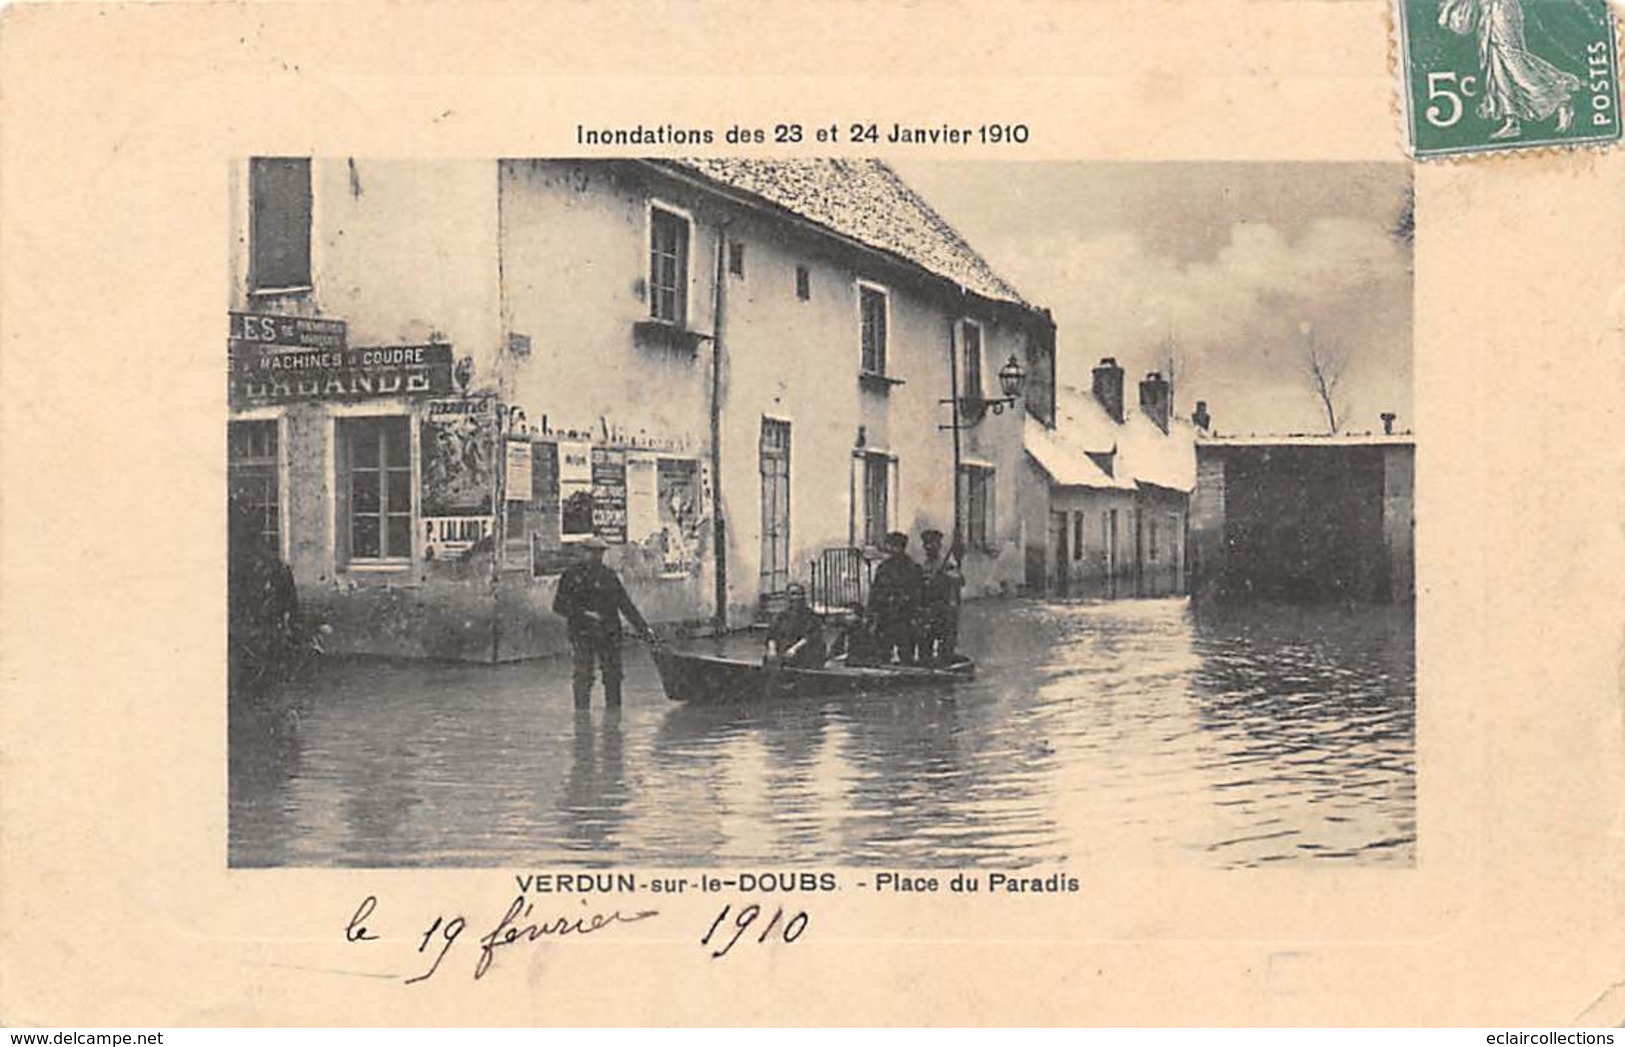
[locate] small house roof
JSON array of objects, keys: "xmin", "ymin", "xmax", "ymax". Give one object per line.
[
  {"xmin": 656, "ymin": 158, "xmax": 1028, "ymax": 307},
  {"xmin": 1024, "ymin": 416, "xmax": 1135, "ymax": 490},
  {"xmin": 1030, "ymin": 386, "xmax": 1196, "ymax": 494}
]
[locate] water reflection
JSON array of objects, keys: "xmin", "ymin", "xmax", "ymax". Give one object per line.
[{"xmin": 229, "ymin": 598, "xmax": 1414, "ymax": 869}]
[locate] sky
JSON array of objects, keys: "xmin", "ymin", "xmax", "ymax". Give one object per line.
[{"xmin": 891, "ymin": 161, "xmax": 1414, "ymax": 436}]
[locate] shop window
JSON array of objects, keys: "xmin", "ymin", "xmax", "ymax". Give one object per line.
[
  {"xmin": 228, "ymin": 419, "xmax": 280, "ymax": 550},
  {"xmin": 338, "ymin": 416, "xmax": 412, "ymax": 564},
  {"xmin": 250, "ymin": 157, "xmax": 312, "ymax": 292},
  {"xmin": 958, "ymin": 465, "xmax": 995, "ymax": 551},
  {"xmin": 859, "ymin": 283, "xmax": 888, "ymax": 376},
  {"xmin": 649, "ymin": 205, "xmax": 690, "ymax": 326},
  {"xmin": 861, "ymin": 452, "xmax": 893, "ymax": 548}
]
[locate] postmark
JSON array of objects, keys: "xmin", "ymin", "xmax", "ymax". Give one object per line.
[{"xmin": 1396, "ymin": 0, "xmax": 1622, "ymax": 157}]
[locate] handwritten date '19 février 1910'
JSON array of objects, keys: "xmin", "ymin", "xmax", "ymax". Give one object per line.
[{"xmin": 344, "ymin": 894, "xmax": 811, "ymax": 982}]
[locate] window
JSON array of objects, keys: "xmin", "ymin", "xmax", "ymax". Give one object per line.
[
  {"xmin": 228, "ymin": 420, "xmax": 280, "ymax": 550},
  {"xmin": 859, "ymin": 283, "xmax": 888, "ymax": 375},
  {"xmin": 339, "ymin": 417, "xmax": 412, "ymax": 563},
  {"xmin": 959, "ymin": 465, "xmax": 995, "ymax": 550},
  {"xmin": 961, "ymin": 319, "xmax": 984, "ymax": 398},
  {"xmin": 861, "ymin": 452, "xmax": 893, "ymax": 547},
  {"xmin": 1072, "ymin": 511, "xmax": 1083, "ymax": 561},
  {"xmin": 728, "ymin": 241, "xmax": 745, "ymax": 277},
  {"xmin": 649, "ymin": 205, "xmax": 690, "ymax": 326},
  {"xmin": 250, "ymin": 157, "xmax": 312, "ymax": 292},
  {"xmin": 1149, "ymin": 518, "xmax": 1159, "ymax": 561},
  {"xmin": 795, "ymin": 265, "xmax": 810, "ymax": 300}
]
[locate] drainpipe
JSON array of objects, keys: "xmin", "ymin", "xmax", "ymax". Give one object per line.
[
  {"xmin": 948, "ymin": 312, "xmax": 964, "ymax": 553},
  {"xmin": 710, "ymin": 220, "xmax": 730, "ymax": 632}
]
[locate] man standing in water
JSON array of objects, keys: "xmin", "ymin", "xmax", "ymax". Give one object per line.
[
  {"xmin": 868, "ymin": 531, "xmax": 924, "ymax": 664},
  {"xmin": 917, "ymin": 529, "xmax": 965, "ymax": 666},
  {"xmin": 553, "ymin": 536, "xmax": 655, "ymax": 707}
]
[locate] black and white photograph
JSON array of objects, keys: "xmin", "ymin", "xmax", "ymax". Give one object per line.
[
  {"xmin": 7, "ymin": 0, "xmax": 1625, "ymax": 1030},
  {"xmin": 227, "ymin": 157, "xmax": 1415, "ymax": 870}
]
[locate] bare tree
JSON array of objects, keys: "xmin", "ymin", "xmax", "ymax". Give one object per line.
[{"xmin": 1298, "ymin": 322, "xmax": 1348, "ymax": 433}]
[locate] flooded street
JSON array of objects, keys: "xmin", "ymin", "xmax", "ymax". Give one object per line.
[{"xmin": 229, "ymin": 598, "xmax": 1414, "ymax": 869}]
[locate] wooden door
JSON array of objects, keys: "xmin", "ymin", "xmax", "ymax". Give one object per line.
[{"xmin": 759, "ymin": 419, "xmax": 791, "ymax": 595}]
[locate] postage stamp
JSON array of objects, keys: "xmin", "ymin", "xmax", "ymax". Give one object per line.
[{"xmin": 1396, "ymin": 0, "xmax": 1622, "ymax": 157}]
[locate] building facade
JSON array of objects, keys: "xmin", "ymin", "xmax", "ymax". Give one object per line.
[
  {"xmin": 1019, "ymin": 358, "xmax": 1195, "ymax": 598},
  {"xmin": 227, "ymin": 158, "xmax": 1055, "ymax": 661},
  {"xmin": 1189, "ymin": 433, "xmax": 1416, "ymax": 604}
]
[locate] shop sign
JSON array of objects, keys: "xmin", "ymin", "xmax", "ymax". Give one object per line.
[
  {"xmin": 229, "ymin": 311, "xmax": 347, "ymax": 350},
  {"xmin": 229, "ymin": 342, "xmax": 453, "ymax": 407},
  {"xmin": 422, "ymin": 515, "xmax": 494, "ymax": 559}
]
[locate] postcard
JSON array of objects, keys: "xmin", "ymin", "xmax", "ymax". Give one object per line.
[{"xmin": 1, "ymin": 0, "xmax": 1621, "ymax": 1028}]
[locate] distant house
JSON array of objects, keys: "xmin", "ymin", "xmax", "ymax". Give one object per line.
[
  {"xmin": 227, "ymin": 157, "xmax": 1055, "ymax": 660},
  {"xmin": 1189, "ymin": 430, "xmax": 1415, "ymax": 604},
  {"xmin": 1019, "ymin": 357, "xmax": 1196, "ymax": 597}
]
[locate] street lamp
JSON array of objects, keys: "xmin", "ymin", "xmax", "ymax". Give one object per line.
[
  {"xmin": 943, "ymin": 353, "xmax": 1027, "ymax": 420},
  {"xmin": 995, "ymin": 354, "xmax": 1026, "ymax": 405},
  {"xmin": 940, "ymin": 349, "xmax": 1026, "ymax": 556}
]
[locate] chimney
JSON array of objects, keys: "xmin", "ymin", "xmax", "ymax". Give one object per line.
[
  {"xmin": 1139, "ymin": 371, "xmax": 1170, "ymax": 433},
  {"xmin": 1380, "ymin": 412, "xmax": 1397, "ymax": 435},
  {"xmin": 1092, "ymin": 357, "xmax": 1125, "ymax": 423},
  {"xmin": 1192, "ymin": 400, "xmax": 1212, "ymax": 432}
]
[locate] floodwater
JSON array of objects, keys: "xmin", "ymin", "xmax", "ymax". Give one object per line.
[{"xmin": 229, "ymin": 598, "xmax": 1415, "ymax": 869}]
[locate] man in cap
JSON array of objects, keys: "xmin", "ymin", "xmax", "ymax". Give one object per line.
[
  {"xmin": 918, "ymin": 528, "xmax": 965, "ymax": 666},
  {"xmin": 552, "ymin": 535, "xmax": 655, "ymax": 707},
  {"xmin": 867, "ymin": 531, "xmax": 924, "ymax": 664}
]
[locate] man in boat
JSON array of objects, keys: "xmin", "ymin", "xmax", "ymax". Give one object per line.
[
  {"xmin": 764, "ymin": 582, "xmax": 827, "ymax": 669},
  {"xmin": 553, "ymin": 535, "xmax": 656, "ymax": 707},
  {"xmin": 917, "ymin": 528, "xmax": 965, "ymax": 667},
  {"xmin": 867, "ymin": 531, "xmax": 924, "ymax": 664},
  {"xmin": 830, "ymin": 601, "xmax": 882, "ymax": 667}
]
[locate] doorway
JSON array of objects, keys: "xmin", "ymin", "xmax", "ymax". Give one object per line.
[{"xmin": 759, "ymin": 419, "xmax": 791, "ymax": 596}]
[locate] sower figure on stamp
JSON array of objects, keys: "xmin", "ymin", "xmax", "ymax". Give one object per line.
[
  {"xmin": 867, "ymin": 531, "xmax": 924, "ymax": 665},
  {"xmin": 1438, "ymin": 0, "xmax": 1580, "ymax": 139},
  {"xmin": 917, "ymin": 529, "xmax": 965, "ymax": 667},
  {"xmin": 552, "ymin": 535, "xmax": 655, "ymax": 707}
]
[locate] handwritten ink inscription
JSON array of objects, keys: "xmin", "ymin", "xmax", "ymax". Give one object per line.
[
  {"xmin": 699, "ymin": 903, "xmax": 810, "ymax": 959},
  {"xmin": 344, "ymin": 894, "xmax": 661, "ymax": 984},
  {"xmin": 343, "ymin": 893, "xmax": 813, "ymax": 981}
]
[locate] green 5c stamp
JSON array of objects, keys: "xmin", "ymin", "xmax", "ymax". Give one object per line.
[{"xmin": 1398, "ymin": 0, "xmax": 1622, "ymax": 157}]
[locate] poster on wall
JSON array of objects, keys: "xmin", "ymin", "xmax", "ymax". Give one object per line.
[
  {"xmin": 558, "ymin": 440, "xmax": 593, "ymax": 539},
  {"xmin": 421, "ymin": 397, "xmax": 496, "ymax": 517},
  {"xmin": 657, "ymin": 458, "xmax": 703, "ymax": 575},
  {"xmin": 591, "ymin": 447, "xmax": 627, "ymax": 544},
  {"xmin": 504, "ymin": 440, "xmax": 532, "ymax": 500},
  {"xmin": 626, "ymin": 455, "xmax": 659, "ymax": 544}
]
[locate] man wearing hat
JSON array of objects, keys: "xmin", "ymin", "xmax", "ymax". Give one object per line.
[
  {"xmin": 867, "ymin": 531, "xmax": 924, "ymax": 664},
  {"xmin": 918, "ymin": 528, "xmax": 964, "ymax": 666},
  {"xmin": 552, "ymin": 535, "xmax": 655, "ymax": 707}
]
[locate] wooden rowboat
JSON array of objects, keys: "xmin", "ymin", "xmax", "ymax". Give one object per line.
[{"xmin": 651, "ymin": 646, "xmax": 974, "ymax": 704}]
